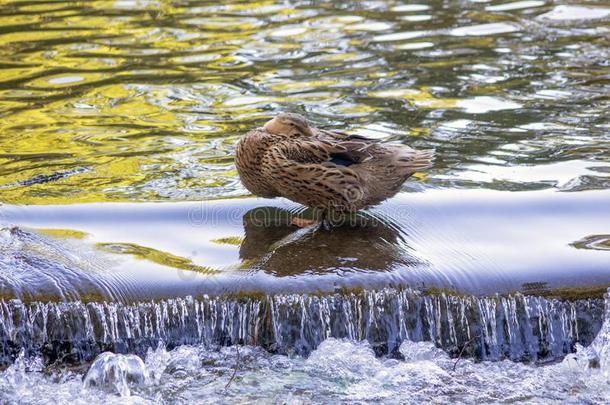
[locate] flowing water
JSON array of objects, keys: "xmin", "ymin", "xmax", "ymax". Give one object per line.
[
  {"xmin": 1, "ymin": 0, "xmax": 610, "ymax": 403},
  {"xmin": 1, "ymin": 190, "xmax": 609, "ymax": 302},
  {"xmin": 0, "ymin": 287, "xmax": 604, "ymax": 363},
  {"xmin": 0, "ymin": 289, "xmax": 608, "ymax": 403}
]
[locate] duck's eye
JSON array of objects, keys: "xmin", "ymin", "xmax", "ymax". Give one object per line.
[{"xmin": 289, "ymin": 123, "xmax": 295, "ymax": 126}]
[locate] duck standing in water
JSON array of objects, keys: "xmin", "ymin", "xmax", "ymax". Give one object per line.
[{"xmin": 235, "ymin": 112, "xmax": 433, "ymax": 227}]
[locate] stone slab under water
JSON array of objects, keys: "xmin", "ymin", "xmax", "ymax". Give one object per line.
[{"xmin": 1, "ymin": 189, "xmax": 609, "ymax": 302}]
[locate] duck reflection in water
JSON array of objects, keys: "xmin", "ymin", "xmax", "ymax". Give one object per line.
[{"xmin": 238, "ymin": 207, "xmax": 421, "ymax": 276}]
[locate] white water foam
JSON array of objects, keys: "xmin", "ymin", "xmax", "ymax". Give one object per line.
[{"xmin": 1, "ymin": 291, "xmax": 609, "ymax": 404}]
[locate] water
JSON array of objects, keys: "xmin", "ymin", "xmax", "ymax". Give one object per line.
[
  {"xmin": 1, "ymin": 0, "xmax": 610, "ymax": 402},
  {"xmin": 0, "ymin": 1, "xmax": 608, "ymax": 204},
  {"xmin": 0, "ymin": 289, "xmax": 609, "ymax": 403},
  {"xmin": 0, "ymin": 288, "xmax": 603, "ymax": 365},
  {"xmin": 1, "ymin": 189, "xmax": 609, "ymax": 302}
]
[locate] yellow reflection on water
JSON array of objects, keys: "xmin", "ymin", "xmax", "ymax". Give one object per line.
[
  {"xmin": 96, "ymin": 242, "xmax": 219, "ymax": 274},
  {"xmin": 210, "ymin": 236, "xmax": 244, "ymax": 246},
  {"xmin": 35, "ymin": 228, "xmax": 89, "ymax": 239},
  {"xmin": 370, "ymin": 88, "xmax": 459, "ymax": 109},
  {"xmin": 0, "ymin": 0, "xmax": 607, "ymax": 204}
]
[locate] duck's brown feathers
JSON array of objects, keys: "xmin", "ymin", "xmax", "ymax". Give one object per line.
[{"xmin": 235, "ymin": 119, "xmax": 433, "ymax": 212}]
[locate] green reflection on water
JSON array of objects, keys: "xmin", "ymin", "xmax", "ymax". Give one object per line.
[
  {"xmin": 0, "ymin": 0, "xmax": 608, "ymax": 204},
  {"xmin": 96, "ymin": 241, "xmax": 219, "ymax": 274}
]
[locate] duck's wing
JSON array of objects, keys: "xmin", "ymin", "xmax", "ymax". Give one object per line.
[
  {"xmin": 315, "ymin": 128, "xmax": 381, "ymax": 165},
  {"xmin": 317, "ymin": 128, "xmax": 380, "ymax": 143},
  {"xmin": 262, "ymin": 137, "xmax": 349, "ymax": 165},
  {"xmin": 260, "ymin": 138, "xmax": 365, "ymax": 210},
  {"xmin": 316, "ymin": 129, "xmax": 379, "ymax": 163}
]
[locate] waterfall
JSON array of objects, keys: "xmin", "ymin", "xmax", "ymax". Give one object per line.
[{"xmin": 0, "ymin": 288, "xmax": 603, "ymax": 366}]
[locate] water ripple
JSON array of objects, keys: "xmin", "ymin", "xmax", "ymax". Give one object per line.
[{"xmin": 0, "ymin": 0, "xmax": 608, "ymax": 204}]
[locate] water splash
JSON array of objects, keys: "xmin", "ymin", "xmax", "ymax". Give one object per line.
[
  {"xmin": 564, "ymin": 289, "xmax": 610, "ymax": 382},
  {"xmin": 2, "ymin": 302, "xmax": 609, "ymax": 403},
  {"xmin": 83, "ymin": 352, "xmax": 148, "ymax": 397}
]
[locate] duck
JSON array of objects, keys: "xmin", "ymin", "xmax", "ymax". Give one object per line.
[{"xmin": 235, "ymin": 112, "xmax": 433, "ymax": 227}]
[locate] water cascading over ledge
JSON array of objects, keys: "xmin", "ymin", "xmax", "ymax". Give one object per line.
[{"xmin": 0, "ymin": 288, "xmax": 603, "ymax": 367}]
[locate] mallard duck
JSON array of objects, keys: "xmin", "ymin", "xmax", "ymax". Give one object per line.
[{"xmin": 235, "ymin": 112, "xmax": 433, "ymax": 226}]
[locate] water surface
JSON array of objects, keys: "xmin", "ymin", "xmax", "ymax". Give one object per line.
[
  {"xmin": 2, "ymin": 189, "xmax": 609, "ymax": 302},
  {"xmin": 1, "ymin": 1, "xmax": 610, "ymax": 401},
  {"xmin": 0, "ymin": 0, "xmax": 608, "ymax": 204}
]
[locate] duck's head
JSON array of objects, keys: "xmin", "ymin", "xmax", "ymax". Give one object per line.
[{"xmin": 263, "ymin": 112, "xmax": 314, "ymax": 137}]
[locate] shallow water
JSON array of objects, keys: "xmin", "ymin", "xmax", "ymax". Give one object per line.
[{"xmin": 1, "ymin": 189, "xmax": 610, "ymax": 302}]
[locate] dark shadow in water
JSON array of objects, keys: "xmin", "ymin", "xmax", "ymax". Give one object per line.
[{"xmin": 238, "ymin": 207, "xmax": 422, "ymax": 276}]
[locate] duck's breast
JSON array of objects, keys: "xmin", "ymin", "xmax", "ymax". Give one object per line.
[{"xmin": 235, "ymin": 130, "xmax": 278, "ymax": 198}]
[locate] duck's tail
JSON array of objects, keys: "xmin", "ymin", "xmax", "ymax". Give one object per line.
[
  {"xmin": 395, "ymin": 148, "xmax": 435, "ymax": 175},
  {"xmin": 354, "ymin": 147, "xmax": 434, "ymax": 208}
]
